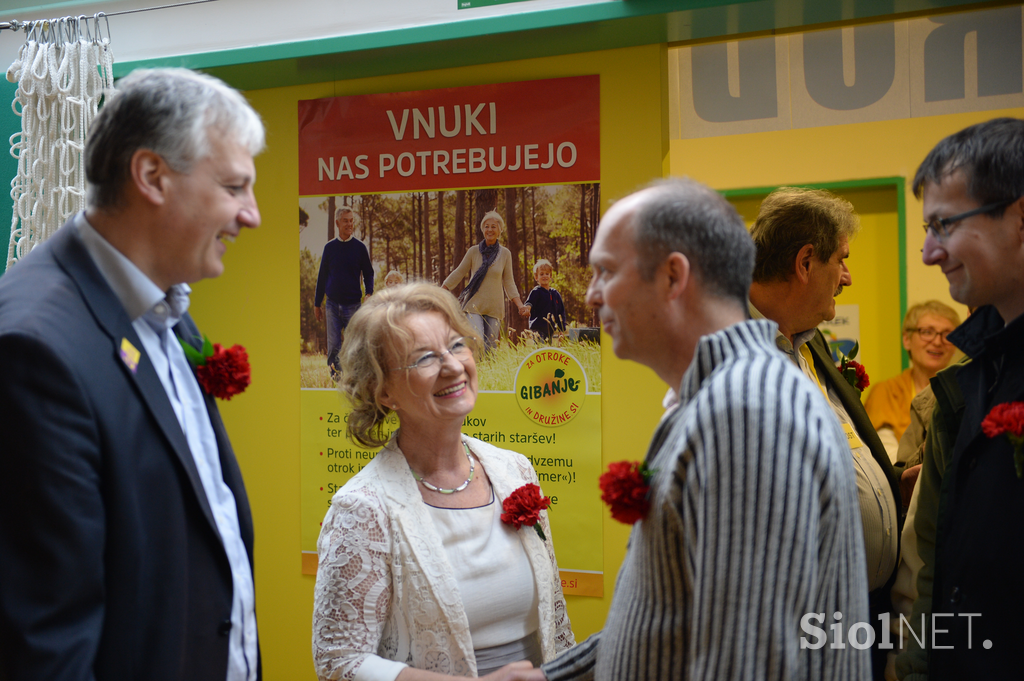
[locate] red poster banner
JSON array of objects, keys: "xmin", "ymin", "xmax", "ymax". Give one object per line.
[{"xmin": 298, "ymin": 75, "xmax": 599, "ymax": 195}]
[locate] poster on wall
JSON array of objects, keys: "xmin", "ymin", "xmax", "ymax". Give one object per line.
[
  {"xmin": 297, "ymin": 75, "xmax": 605, "ymax": 596},
  {"xmin": 819, "ymin": 304, "xmax": 861, "ymax": 361}
]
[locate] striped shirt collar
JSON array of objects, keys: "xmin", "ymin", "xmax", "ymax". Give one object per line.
[{"xmin": 678, "ymin": 318, "xmax": 778, "ymax": 405}]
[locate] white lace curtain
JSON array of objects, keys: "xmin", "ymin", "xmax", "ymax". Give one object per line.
[{"xmin": 5, "ymin": 16, "xmax": 114, "ymax": 270}]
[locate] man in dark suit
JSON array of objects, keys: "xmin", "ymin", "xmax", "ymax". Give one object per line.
[
  {"xmin": 748, "ymin": 187, "xmax": 901, "ymax": 680},
  {"xmin": 0, "ymin": 68, "xmax": 264, "ymax": 681}
]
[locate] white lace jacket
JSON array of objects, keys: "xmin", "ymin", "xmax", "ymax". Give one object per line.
[{"xmin": 312, "ymin": 435, "xmax": 576, "ymax": 681}]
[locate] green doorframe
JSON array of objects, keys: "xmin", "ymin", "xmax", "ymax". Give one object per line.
[{"xmin": 719, "ymin": 177, "xmax": 909, "ymax": 369}]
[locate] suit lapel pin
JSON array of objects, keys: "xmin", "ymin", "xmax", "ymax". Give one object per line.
[{"xmin": 119, "ymin": 338, "xmax": 141, "ymax": 374}]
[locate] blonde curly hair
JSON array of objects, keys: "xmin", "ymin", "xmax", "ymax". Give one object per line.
[{"xmin": 338, "ymin": 282, "xmax": 481, "ymax": 447}]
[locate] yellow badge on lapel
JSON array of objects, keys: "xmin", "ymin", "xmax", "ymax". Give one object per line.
[
  {"xmin": 119, "ymin": 338, "xmax": 140, "ymax": 374},
  {"xmin": 841, "ymin": 422, "xmax": 865, "ymax": 451}
]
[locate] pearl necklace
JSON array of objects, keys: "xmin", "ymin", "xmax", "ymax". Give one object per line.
[{"xmin": 410, "ymin": 442, "xmax": 475, "ymax": 494}]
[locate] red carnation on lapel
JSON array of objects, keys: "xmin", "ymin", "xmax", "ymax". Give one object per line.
[
  {"xmin": 196, "ymin": 343, "xmax": 251, "ymax": 400},
  {"xmin": 981, "ymin": 401, "xmax": 1024, "ymax": 478},
  {"xmin": 837, "ymin": 342, "xmax": 870, "ymax": 392},
  {"xmin": 501, "ymin": 484, "xmax": 552, "ymax": 541},
  {"xmin": 599, "ymin": 461, "xmax": 654, "ymax": 525}
]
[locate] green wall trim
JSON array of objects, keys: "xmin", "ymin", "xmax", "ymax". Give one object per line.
[
  {"xmin": 0, "ymin": 79, "xmax": 17, "ymax": 276},
  {"xmin": 103, "ymin": 0, "xmax": 1002, "ymax": 90},
  {"xmin": 719, "ymin": 177, "xmax": 908, "ymax": 198},
  {"xmin": 897, "ymin": 179, "xmax": 909, "ymax": 370}
]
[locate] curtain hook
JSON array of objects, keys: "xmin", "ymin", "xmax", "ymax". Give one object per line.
[
  {"xmin": 94, "ymin": 12, "xmax": 110, "ymax": 43},
  {"xmin": 79, "ymin": 15, "xmax": 91, "ymax": 42}
]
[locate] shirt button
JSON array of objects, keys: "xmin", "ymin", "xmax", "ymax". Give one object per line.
[
  {"xmin": 950, "ymin": 587, "xmax": 961, "ymax": 605},
  {"xmin": 218, "ymin": 619, "xmax": 232, "ymax": 636},
  {"xmin": 154, "ymin": 303, "xmax": 166, "ymax": 315}
]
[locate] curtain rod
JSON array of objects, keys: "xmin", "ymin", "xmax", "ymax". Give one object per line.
[{"xmin": 0, "ymin": 0, "xmax": 219, "ymax": 32}]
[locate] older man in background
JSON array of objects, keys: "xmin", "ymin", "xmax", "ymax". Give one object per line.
[
  {"xmin": 748, "ymin": 187, "xmax": 901, "ymax": 680},
  {"xmin": 313, "ymin": 206, "xmax": 374, "ymax": 380}
]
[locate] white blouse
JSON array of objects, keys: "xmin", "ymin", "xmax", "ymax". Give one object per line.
[{"xmin": 427, "ymin": 490, "xmax": 540, "ymax": 650}]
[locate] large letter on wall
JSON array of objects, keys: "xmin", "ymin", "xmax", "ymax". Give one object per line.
[
  {"xmin": 691, "ymin": 37, "xmax": 777, "ymax": 122},
  {"xmin": 924, "ymin": 6, "xmax": 1022, "ymax": 101},
  {"xmin": 803, "ymin": 24, "xmax": 896, "ymax": 110}
]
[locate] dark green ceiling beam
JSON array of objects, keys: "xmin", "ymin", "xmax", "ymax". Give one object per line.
[{"xmin": 102, "ymin": 0, "xmax": 1010, "ymax": 90}]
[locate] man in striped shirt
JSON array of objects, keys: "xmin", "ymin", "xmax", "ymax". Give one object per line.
[{"xmin": 537, "ymin": 178, "xmax": 870, "ymax": 681}]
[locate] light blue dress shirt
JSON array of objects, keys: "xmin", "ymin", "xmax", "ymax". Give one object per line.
[{"xmin": 76, "ymin": 214, "xmax": 258, "ymax": 681}]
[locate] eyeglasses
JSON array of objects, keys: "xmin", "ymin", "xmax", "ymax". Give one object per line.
[
  {"xmin": 394, "ymin": 337, "xmax": 473, "ymax": 372},
  {"xmin": 923, "ymin": 198, "xmax": 1017, "ymax": 240},
  {"xmin": 910, "ymin": 327, "xmax": 952, "ymax": 343}
]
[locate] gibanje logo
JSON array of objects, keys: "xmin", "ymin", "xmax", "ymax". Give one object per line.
[{"xmin": 514, "ymin": 348, "xmax": 587, "ymax": 427}]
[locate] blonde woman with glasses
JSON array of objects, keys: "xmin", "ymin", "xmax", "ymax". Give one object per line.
[
  {"xmin": 864, "ymin": 300, "xmax": 961, "ymax": 462},
  {"xmin": 313, "ymin": 282, "xmax": 573, "ymax": 681}
]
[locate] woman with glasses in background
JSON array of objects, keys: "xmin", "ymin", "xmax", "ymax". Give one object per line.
[
  {"xmin": 864, "ymin": 300, "xmax": 961, "ymax": 463},
  {"xmin": 313, "ymin": 282, "xmax": 573, "ymax": 681}
]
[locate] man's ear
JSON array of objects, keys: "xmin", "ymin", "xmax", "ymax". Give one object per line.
[
  {"xmin": 664, "ymin": 252, "xmax": 690, "ymax": 300},
  {"xmin": 130, "ymin": 149, "xmax": 169, "ymax": 206},
  {"xmin": 794, "ymin": 243, "xmax": 815, "ymax": 284},
  {"xmin": 1013, "ymin": 196, "xmax": 1024, "ymax": 242}
]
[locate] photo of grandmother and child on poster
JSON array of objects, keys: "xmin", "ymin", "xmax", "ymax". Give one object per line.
[{"xmin": 298, "ymin": 183, "xmax": 602, "ymax": 391}]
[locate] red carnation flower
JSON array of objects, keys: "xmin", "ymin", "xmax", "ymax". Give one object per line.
[
  {"xmin": 195, "ymin": 343, "xmax": 251, "ymax": 400},
  {"xmin": 850, "ymin": 361, "xmax": 870, "ymax": 391},
  {"xmin": 837, "ymin": 342, "xmax": 869, "ymax": 392},
  {"xmin": 981, "ymin": 402, "xmax": 1024, "ymax": 439},
  {"xmin": 599, "ymin": 461, "xmax": 653, "ymax": 525},
  {"xmin": 981, "ymin": 401, "xmax": 1024, "ymax": 478},
  {"xmin": 501, "ymin": 483, "xmax": 552, "ymax": 541}
]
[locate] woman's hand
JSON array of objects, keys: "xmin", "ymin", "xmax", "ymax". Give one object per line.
[{"xmin": 480, "ymin": 660, "xmax": 547, "ymax": 681}]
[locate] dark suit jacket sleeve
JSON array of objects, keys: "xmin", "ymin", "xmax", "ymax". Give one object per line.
[{"xmin": 0, "ymin": 333, "xmax": 105, "ymax": 681}]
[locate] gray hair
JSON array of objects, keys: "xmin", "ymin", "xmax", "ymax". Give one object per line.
[
  {"xmin": 633, "ymin": 178, "xmax": 754, "ymax": 307},
  {"xmin": 480, "ymin": 210, "xmax": 505, "ymax": 232},
  {"xmin": 335, "ymin": 206, "xmax": 357, "ymax": 221},
  {"xmin": 85, "ymin": 68, "xmax": 265, "ymax": 209}
]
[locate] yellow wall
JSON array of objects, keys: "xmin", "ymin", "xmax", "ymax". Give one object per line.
[
  {"xmin": 671, "ymin": 108, "xmax": 1024, "ymax": 384},
  {"xmin": 186, "ymin": 44, "xmax": 669, "ymax": 679}
]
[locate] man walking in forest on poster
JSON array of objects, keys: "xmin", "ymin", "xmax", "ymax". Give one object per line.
[
  {"xmin": 314, "ymin": 206, "xmax": 374, "ymax": 381},
  {"xmin": 537, "ymin": 178, "xmax": 869, "ymax": 681}
]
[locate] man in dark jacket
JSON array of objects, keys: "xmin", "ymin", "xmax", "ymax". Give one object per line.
[
  {"xmin": 910, "ymin": 117, "xmax": 1024, "ymax": 680},
  {"xmin": 748, "ymin": 187, "xmax": 902, "ymax": 680},
  {"xmin": 313, "ymin": 207, "xmax": 374, "ymax": 380},
  {"xmin": 0, "ymin": 68, "xmax": 263, "ymax": 681}
]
